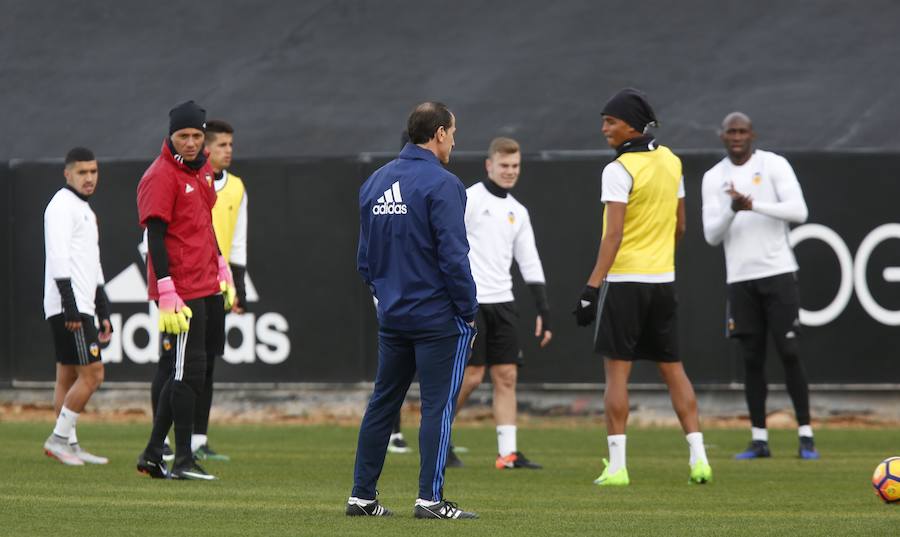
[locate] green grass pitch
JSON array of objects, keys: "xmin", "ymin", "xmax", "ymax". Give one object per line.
[{"xmin": 0, "ymin": 421, "xmax": 896, "ymax": 536}]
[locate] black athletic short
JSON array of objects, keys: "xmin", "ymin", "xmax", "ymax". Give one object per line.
[
  {"xmin": 469, "ymin": 302, "xmax": 523, "ymax": 367},
  {"xmin": 48, "ymin": 313, "xmax": 102, "ymax": 366},
  {"xmin": 158, "ymin": 294, "xmax": 226, "ymax": 361},
  {"xmin": 726, "ymin": 272, "xmax": 800, "ymax": 339},
  {"xmin": 593, "ymin": 281, "xmax": 679, "ymax": 362}
]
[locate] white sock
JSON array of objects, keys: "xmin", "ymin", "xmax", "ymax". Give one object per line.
[
  {"xmin": 607, "ymin": 434, "xmax": 626, "ymax": 474},
  {"xmin": 415, "ymin": 498, "xmax": 440, "ymax": 507},
  {"xmin": 497, "ymin": 425, "xmax": 517, "ymax": 457},
  {"xmin": 686, "ymin": 432, "xmax": 708, "ymax": 466},
  {"xmin": 348, "ymin": 497, "xmax": 375, "ymax": 506},
  {"xmin": 164, "ymin": 435, "xmax": 171, "ymax": 447},
  {"xmin": 53, "ymin": 406, "xmax": 79, "ymax": 439},
  {"xmin": 390, "ymin": 432, "xmax": 404, "ymax": 441},
  {"xmin": 751, "ymin": 427, "xmax": 769, "ymax": 442},
  {"xmin": 798, "ymin": 425, "xmax": 813, "ymax": 438},
  {"xmin": 68, "ymin": 426, "xmax": 78, "ymax": 445},
  {"xmin": 191, "ymin": 434, "xmax": 208, "ymax": 452}
]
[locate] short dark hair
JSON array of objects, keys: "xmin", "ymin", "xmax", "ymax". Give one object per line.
[
  {"xmin": 205, "ymin": 119, "xmax": 234, "ymax": 143},
  {"xmin": 406, "ymin": 102, "xmax": 453, "ymax": 144},
  {"xmin": 65, "ymin": 147, "xmax": 95, "ymax": 165}
]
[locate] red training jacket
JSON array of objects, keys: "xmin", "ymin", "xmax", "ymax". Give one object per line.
[{"xmin": 137, "ymin": 140, "xmax": 220, "ymax": 301}]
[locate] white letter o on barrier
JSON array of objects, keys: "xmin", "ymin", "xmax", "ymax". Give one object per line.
[
  {"xmin": 853, "ymin": 223, "xmax": 900, "ymax": 326},
  {"xmin": 789, "ymin": 224, "xmax": 854, "ymax": 326}
]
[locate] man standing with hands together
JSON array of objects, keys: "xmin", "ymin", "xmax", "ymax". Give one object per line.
[{"xmin": 701, "ymin": 112, "xmax": 818, "ymax": 460}]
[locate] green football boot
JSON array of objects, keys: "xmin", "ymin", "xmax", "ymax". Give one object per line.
[
  {"xmin": 593, "ymin": 458, "xmax": 630, "ymax": 486},
  {"xmin": 689, "ymin": 460, "xmax": 712, "ymax": 484},
  {"xmin": 194, "ymin": 444, "xmax": 230, "ymax": 462}
]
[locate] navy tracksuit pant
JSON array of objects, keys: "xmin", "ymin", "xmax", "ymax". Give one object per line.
[{"xmin": 352, "ymin": 316, "xmax": 476, "ymax": 502}]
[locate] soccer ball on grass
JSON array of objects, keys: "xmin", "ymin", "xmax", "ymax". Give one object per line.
[{"xmin": 872, "ymin": 457, "xmax": 900, "ymax": 503}]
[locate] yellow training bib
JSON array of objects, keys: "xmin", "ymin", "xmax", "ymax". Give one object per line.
[
  {"xmin": 604, "ymin": 146, "xmax": 681, "ymax": 275},
  {"xmin": 212, "ymin": 172, "xmax": 245, "ymax": 262}
]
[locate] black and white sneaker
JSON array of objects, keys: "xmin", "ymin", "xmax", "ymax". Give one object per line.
[
  {"xmin": 387, "ymin": 435, "xmax": 411, "ymax": 454},
  {"xmin": 345, "ymin": 498, "xmax": 393, "ymax": 516},
  {"xmin": 170, "ymin": 460, "xmax": 217, "ymax": 480},
  {"xmin": 446, "ymin": 446, "xmax": 464, "ymax": 468},
  {"xmin": 414, "ymin": 500, "xmax": 478, "ymax": 519},
  {"xmin": 136, "ymin": 453, "xmax": 168, "ymax": 478}
]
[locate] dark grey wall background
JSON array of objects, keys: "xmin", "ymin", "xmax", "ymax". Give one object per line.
[
  {"xmin": 3, "ymin": 151, "xmax": 899, "ymax": 385},
  {"xmin": 2, "ymin": 0, "xmax": 899, "ymax": 162}
]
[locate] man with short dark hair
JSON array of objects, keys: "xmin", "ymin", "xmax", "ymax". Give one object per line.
[
  {"xmin": 187, "ymin": 118, "xmax": 249, "ymax": 462},
  {"xmin": 452, "ymin": 136, "xmax": 551, "ymax": 471},
  {"xmin": 135, "ymin": 101, "xmax": 234, "ymax": 481},
  {"xmin": 42, "ymin": 147, "xmax": 111, "ymax": 466},
  {"xmin": 701, "ymin": 111, "xmax": 817, "ymax": 460},
  {"xmin": 574, "ymin": 88, "xmax": 711, "ymax": 486},
  {"xmin": 348, "ymin": 102, "xmax": 479, "ymax": 519}
]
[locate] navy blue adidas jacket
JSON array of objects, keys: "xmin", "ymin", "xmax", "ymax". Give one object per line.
[{"xmin": 358, "ymin": 143, "xmax": 478, "ymax": 330}]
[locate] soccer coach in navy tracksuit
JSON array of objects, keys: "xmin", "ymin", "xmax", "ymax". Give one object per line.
[{"xmin": 347, "ymin": 102, "xmax": 479, "ymax": 520}]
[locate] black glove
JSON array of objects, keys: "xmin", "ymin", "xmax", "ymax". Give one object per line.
[
  {"xmin": 95, "ymin": 285, "xmax": 113, "ymax": 331},
  {"xmin": 55, "ymin": 279, "xmax": 81, "ymax": 323},
  {"xmin": 231, "ymin": 264, "xmax": 248, "ymax": 311},
  {"xmin": 527, "ymin": 283, "xmax": 551, "ymax": 332},
  {"xmin": 573, "ymin": 285, "xmax": 600, "ymax": 327}
]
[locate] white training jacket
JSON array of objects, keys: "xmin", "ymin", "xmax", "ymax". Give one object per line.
[
  {"xmin": 464, "ymin": 181, "xmax": 546, "ymax": 304},
  {"xmin": 701, "ymin": 149, "xmax": 808, "ymax": 284},
  {"xmin": 43, "ymin": 187, "xmax": 104, "ymax": 318}
]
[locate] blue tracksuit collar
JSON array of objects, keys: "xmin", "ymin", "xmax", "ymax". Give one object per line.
[{"xmin": 399, "ymin": 143, "xmax": 441, "ymax": 164}]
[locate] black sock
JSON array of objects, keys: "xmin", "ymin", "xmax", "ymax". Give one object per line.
[
  {"xmin": 170, "ymin": 380, "xmax": 198, "ymax": 468},
  {"xmin": 392, "ymin": 411, "xmax": 402, "ymax": 435},
  {"xmin": 782, "ymin": 355, "xmax": 811, "ymax": 426},
  {"xmin": 151, "ymin": 353, "xmax": 174, "ymax": 421},
  {"xmin": 739, "ymin": 335, "xmax": 768, "ymax": 430},
  {"xmin": 146, "ymin": 378, "xmax": 174, "ymax": 460},
  {"xmin": 193, "ymin": 354, "xmax": 216, "ymax": 436}
]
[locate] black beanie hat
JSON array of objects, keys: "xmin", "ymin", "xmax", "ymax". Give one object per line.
[
  {"xmin": 601, "ymin": 88, "xmax": 658, "ymax": 134},
  {"xmin": 169, "ymin": 100, "xmax": 207, "ymax": 135}
]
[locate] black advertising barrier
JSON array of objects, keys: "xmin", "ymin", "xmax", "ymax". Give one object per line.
[
  {"xmin": 0, "ymin": 163, "xmax": 10, "ymax": 383},
  {"xmin": 3, "ymin": 151, "xmax": 900, "ymax": 384},
  {"xmin": 8, "ymin": 158, "xmax": 367, "ymax": 383}
]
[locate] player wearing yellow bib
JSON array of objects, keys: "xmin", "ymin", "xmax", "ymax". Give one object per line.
[
  {"xmin": 191, "ymin": 119, "xmax": 249, "ymax": 461},
  {"xmin": 574, "ymin": 89, "xmax": 711, "ymax": 486}
]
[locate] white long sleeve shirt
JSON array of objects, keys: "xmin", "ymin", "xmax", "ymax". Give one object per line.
[
  {"xmin": 465, "ymin": 181, "xmax": 546, "ymax": 304},
  {"xmin": 701, "ymin": 150, "xmax": 808, "ymax": 284},
  {"xmin": 43, "ymin": 187, "xmax": 104, "ymax": 318}
]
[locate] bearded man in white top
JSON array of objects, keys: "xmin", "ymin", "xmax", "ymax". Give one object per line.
[
  {"xmin": 42, "ymin": 147, "xmax": 112, "ymax": 466},
  {"xmin": 452, "ymin": 137, "xmax": 551, "ymax": 470},
  {"xmin": 701, "ymin": 112, "xmax": 819, "ymax": 460}
]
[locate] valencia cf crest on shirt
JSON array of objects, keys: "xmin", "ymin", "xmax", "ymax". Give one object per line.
[
  {"xmin": 205, "ymin": 173, "xmax": 213, "ymax": 186},
  {"xmin": 507, "ymin": 211, "xmax": 515, "ymax": 224},
  {"xmin": 752, "ymin": 173, "xmax": 762, "ymax": 185}
]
